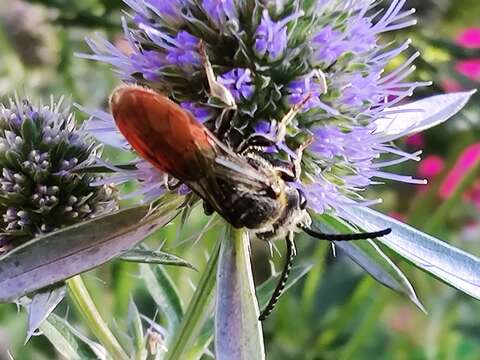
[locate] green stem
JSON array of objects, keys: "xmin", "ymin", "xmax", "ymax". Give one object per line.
[
  {"xmin": 66, "ymin": 276, "xmax": 129, "ymax": 360},
  {"xmin": 165, "ymin": 237, "xmax": 221, "ymax": 360}
]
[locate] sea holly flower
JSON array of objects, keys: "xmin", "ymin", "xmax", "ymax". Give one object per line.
[
  {"xmin": 0, "ymin": 96, "xmax": 116, "ymax": 254},
  {"xmin": 202, "ymin": 0, "xmax": 238, "ymax": 28},
  {"xmin": 254, "ymin": 9, "xmax": 303, "ymax": 62},
  {"xmin": 79, "ymin": 0, "xmax": 480, "ymax": 358},
  {"xmin": 180, "ymin": 101, "xmax": 214, "ymax": 123},
  {"xmin": 218, "ymin": 68, "xmax": 255, "ymax": 101}
]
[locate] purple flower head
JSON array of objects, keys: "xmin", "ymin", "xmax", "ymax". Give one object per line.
[
  {"xmin": 202, "ymin": 0, "xmax": 238, "ymax": 27},
  {"xmin": 254, "ymin": 9, "xmax": 302, "ymax": 62},
  {"xmin": 311, "ymin": 0, "xmax": 416, "ymax": 65},
  {"xmin": 181, "ymin": 101, "xmax": 214, "ymax": 122},
  {"xmin": 286, "ymin": 72, "xmax": 328, "ymax": 112},
  {"xmin": 312, "ymin": 26, "xmax": 346, "ymax": 65},
  {"xmin": 254, "ymin": 120, "xmax": 271, "ymax": 135},
  {"xmin": 339, "ymin": 72, "xmax": 383, "ymax": 109},
  {"xmin": 80, "ymin": 0, "xmax": 469, "ymax": 220},
  {"xmin": 142, "ymin": 0, "xmax": 185, "ymax": 27},
  {"xmin": 218, "ymin": 68, "xmax": 255, "ymax": 101},
  {"xmin": 130, "ymin": 50, "xmax": 166, "ymax": 82},
  {"xmin": 142, "ymin": 28, "xmax": 201, "ymax": 73},
  {"xmin": 347, "ymin": 18, "xmax": 377, "ymax": 53},
  {"xmin": 164, "ymin": 31, "xmax": 201, "ymax": 72}
]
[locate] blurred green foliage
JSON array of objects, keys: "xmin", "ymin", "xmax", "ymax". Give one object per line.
[{"xmin": 0, "ymin": 0, "xmax": 479, "ymax": 359}]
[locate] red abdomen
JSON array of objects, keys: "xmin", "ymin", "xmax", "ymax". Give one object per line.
[{"xmin": 110, "ymin": 86, "xmax": 213, "ymax": 181}]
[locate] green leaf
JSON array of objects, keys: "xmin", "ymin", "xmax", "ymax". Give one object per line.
[
  {"xmin": 128, "ymin": 298, "xmax": 147, "ymax": 360},
  {"xmin": 215, "ymin": 227, "xmax": 265, "ymax": 360},
  {"xmin": 313, "ymin": 214, "xmax": 425, "ymax": 312},
  {"xmin": 67, "ymin": 275, "xmax": 130, "ymax": 360},
  {"xmin": 345, "ymin": 206, "xmax": 480, "ymax": 301},
  {"xmin": 40, "ymin": 313, "xmax": 102, "ymax": 360},
  {"xmin": 0, "ymin": 194, "xmax": 184, "ymax": 302},
  {"xmin": 140, "ymin": 264, "xmax": 184, "ymax": 337},
  {"xmin": 120, "ymin": 248, "xmax": 196, "ymax": 270}
]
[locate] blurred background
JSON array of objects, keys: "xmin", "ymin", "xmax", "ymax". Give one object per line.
[{"xmin": 0, "ymin": 0, "xmax": 479, "ymax": 359}]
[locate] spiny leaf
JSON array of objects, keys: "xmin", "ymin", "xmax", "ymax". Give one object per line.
[
  {"xmin": 119, "ymin": 248, "xmax": 195, "ymax": 270},
  {"xmin": 128, "ymin": 298, "xmax": 147, "ymax": 360},
  {"xmin": 344, "ymin": 206, "xmax": 480, "ymax": 301},
  {"xmin": 140, "ymin": 264, "xmax": 184, "ymax": 337},
  {"xmin": 40, "ymin": 313, "xmax": 103, "ymax": 360},
  {"xmin": 25, "ymin": 286, "xmax": 67, "ymax": 343},
  {"xmin": 374, "ymin": 90, "xmax": 476, "ymax": 141},
  {"xmin": 186, "ymin": 259, "xmax": 313, "ymax": 360},
  {"xmin": 312, "ymin": 213, "xmax": 425, "ymax": 312},
  {"xmin": 215, "ymin": 227, "xmax": 265, "ymax": 360},
  {"xmin": 0, "ymin": 194, "xmax": 184, "ymax": 302}
]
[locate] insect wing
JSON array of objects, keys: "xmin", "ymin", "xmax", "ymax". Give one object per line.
[
  {"xmin": 109, "ymin": 86, "xmax": 214, "ymax": 181},
  {"xmin": 109, "ymin": 86, "xmax": 275, "ymax": 223}
]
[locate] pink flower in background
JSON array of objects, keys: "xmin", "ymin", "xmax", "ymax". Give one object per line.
[
  {"xmin": 405, "ymin": 133, "xmax": 425, "ymax": 149},
  {"xmin": 439, "ymin": 143, "xmax": 480, "ymax": 199},
  {"xmin": 455, "ymin": 59, "xmax": 480, "ymax": 82},
  {"xmin": 441, "ymin": 78, "xmax": 464, "ymax": 93},
  {"xmin": 464, "ymin": 180, "xmax": 480, "ymax": 210},
  {"xmin": 418, "ymin": 155, "xmax": 445, "ymax": 179},
  {"xmin": 389, "ymin": 212, "xmax": 406, "ymax": 222},
  {"xmin": 456, "ymin": 27, "xmax": 480, "ymax": 49}
]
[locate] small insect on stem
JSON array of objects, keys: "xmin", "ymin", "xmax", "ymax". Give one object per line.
[
  {"xmin": 198, "ymin": 40, "xmax": 237, "ymax": 110},
  {"xmin": 258, "ymin": 226, "xmax": 392, "ymax": 321}
]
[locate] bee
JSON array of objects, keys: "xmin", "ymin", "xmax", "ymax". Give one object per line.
[{"xmin": 109, "ymin": 85, "xmax": 391, "ymax": 320}]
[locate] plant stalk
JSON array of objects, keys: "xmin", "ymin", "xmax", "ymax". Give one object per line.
[
  {"xmin": 165, "ymin": 237, "xmax": 221, "ymax": 360},
  {"xmin": 67, "ymin": 275, "xmax": 129, "ymax": 360}
]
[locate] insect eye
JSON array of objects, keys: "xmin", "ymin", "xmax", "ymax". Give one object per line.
[{"xmin": 297, "ymin": 189, "xmax": 308, "ymax": 209}]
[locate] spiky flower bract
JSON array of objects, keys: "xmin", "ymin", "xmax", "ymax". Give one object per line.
[
  {"xmin": 82, "ymin": 0, "xmax": 429, "ymax": 215},
  {"xmin": 0, "ymin": 96, "xmax": 116, "ymax": 253}
]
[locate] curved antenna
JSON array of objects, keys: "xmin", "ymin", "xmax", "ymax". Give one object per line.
[
  {"xmin": 259, "ymin": 232, "xmax": 296, "ymax": 321},
  {"xmin": 301, "ymin": 226, "xmax": 391, "ymax": 241},
  {"xmin": 258, "ymin": 227, "xmax": 391, "ymax": 321}
]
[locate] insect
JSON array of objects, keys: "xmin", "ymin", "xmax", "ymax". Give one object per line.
[{"xmin": 109, "ymin": 85, "xmax": 391, "ymax": 320}]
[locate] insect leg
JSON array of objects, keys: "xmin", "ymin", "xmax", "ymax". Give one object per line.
[
  {"xmin": 288, "ymin": 138, "xmax": 313, "ymax": 182},
  {"xmin": 258, "ymin": 138, "xmax": 312, "ymax": 183},
  {"xmin": 301, "ymin": 226, "xmax": 392, "ymax": 241},
  {"xmin": 259, "ymin": 70, "xmax": 327, "ymax": 147},
  {"xmin": 237, "ymin": 92, "xmax": 315, "ymax": 154},
  {"xmin": 259, "ymin": 231, "xmax": 296, "ymax": 321}
]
